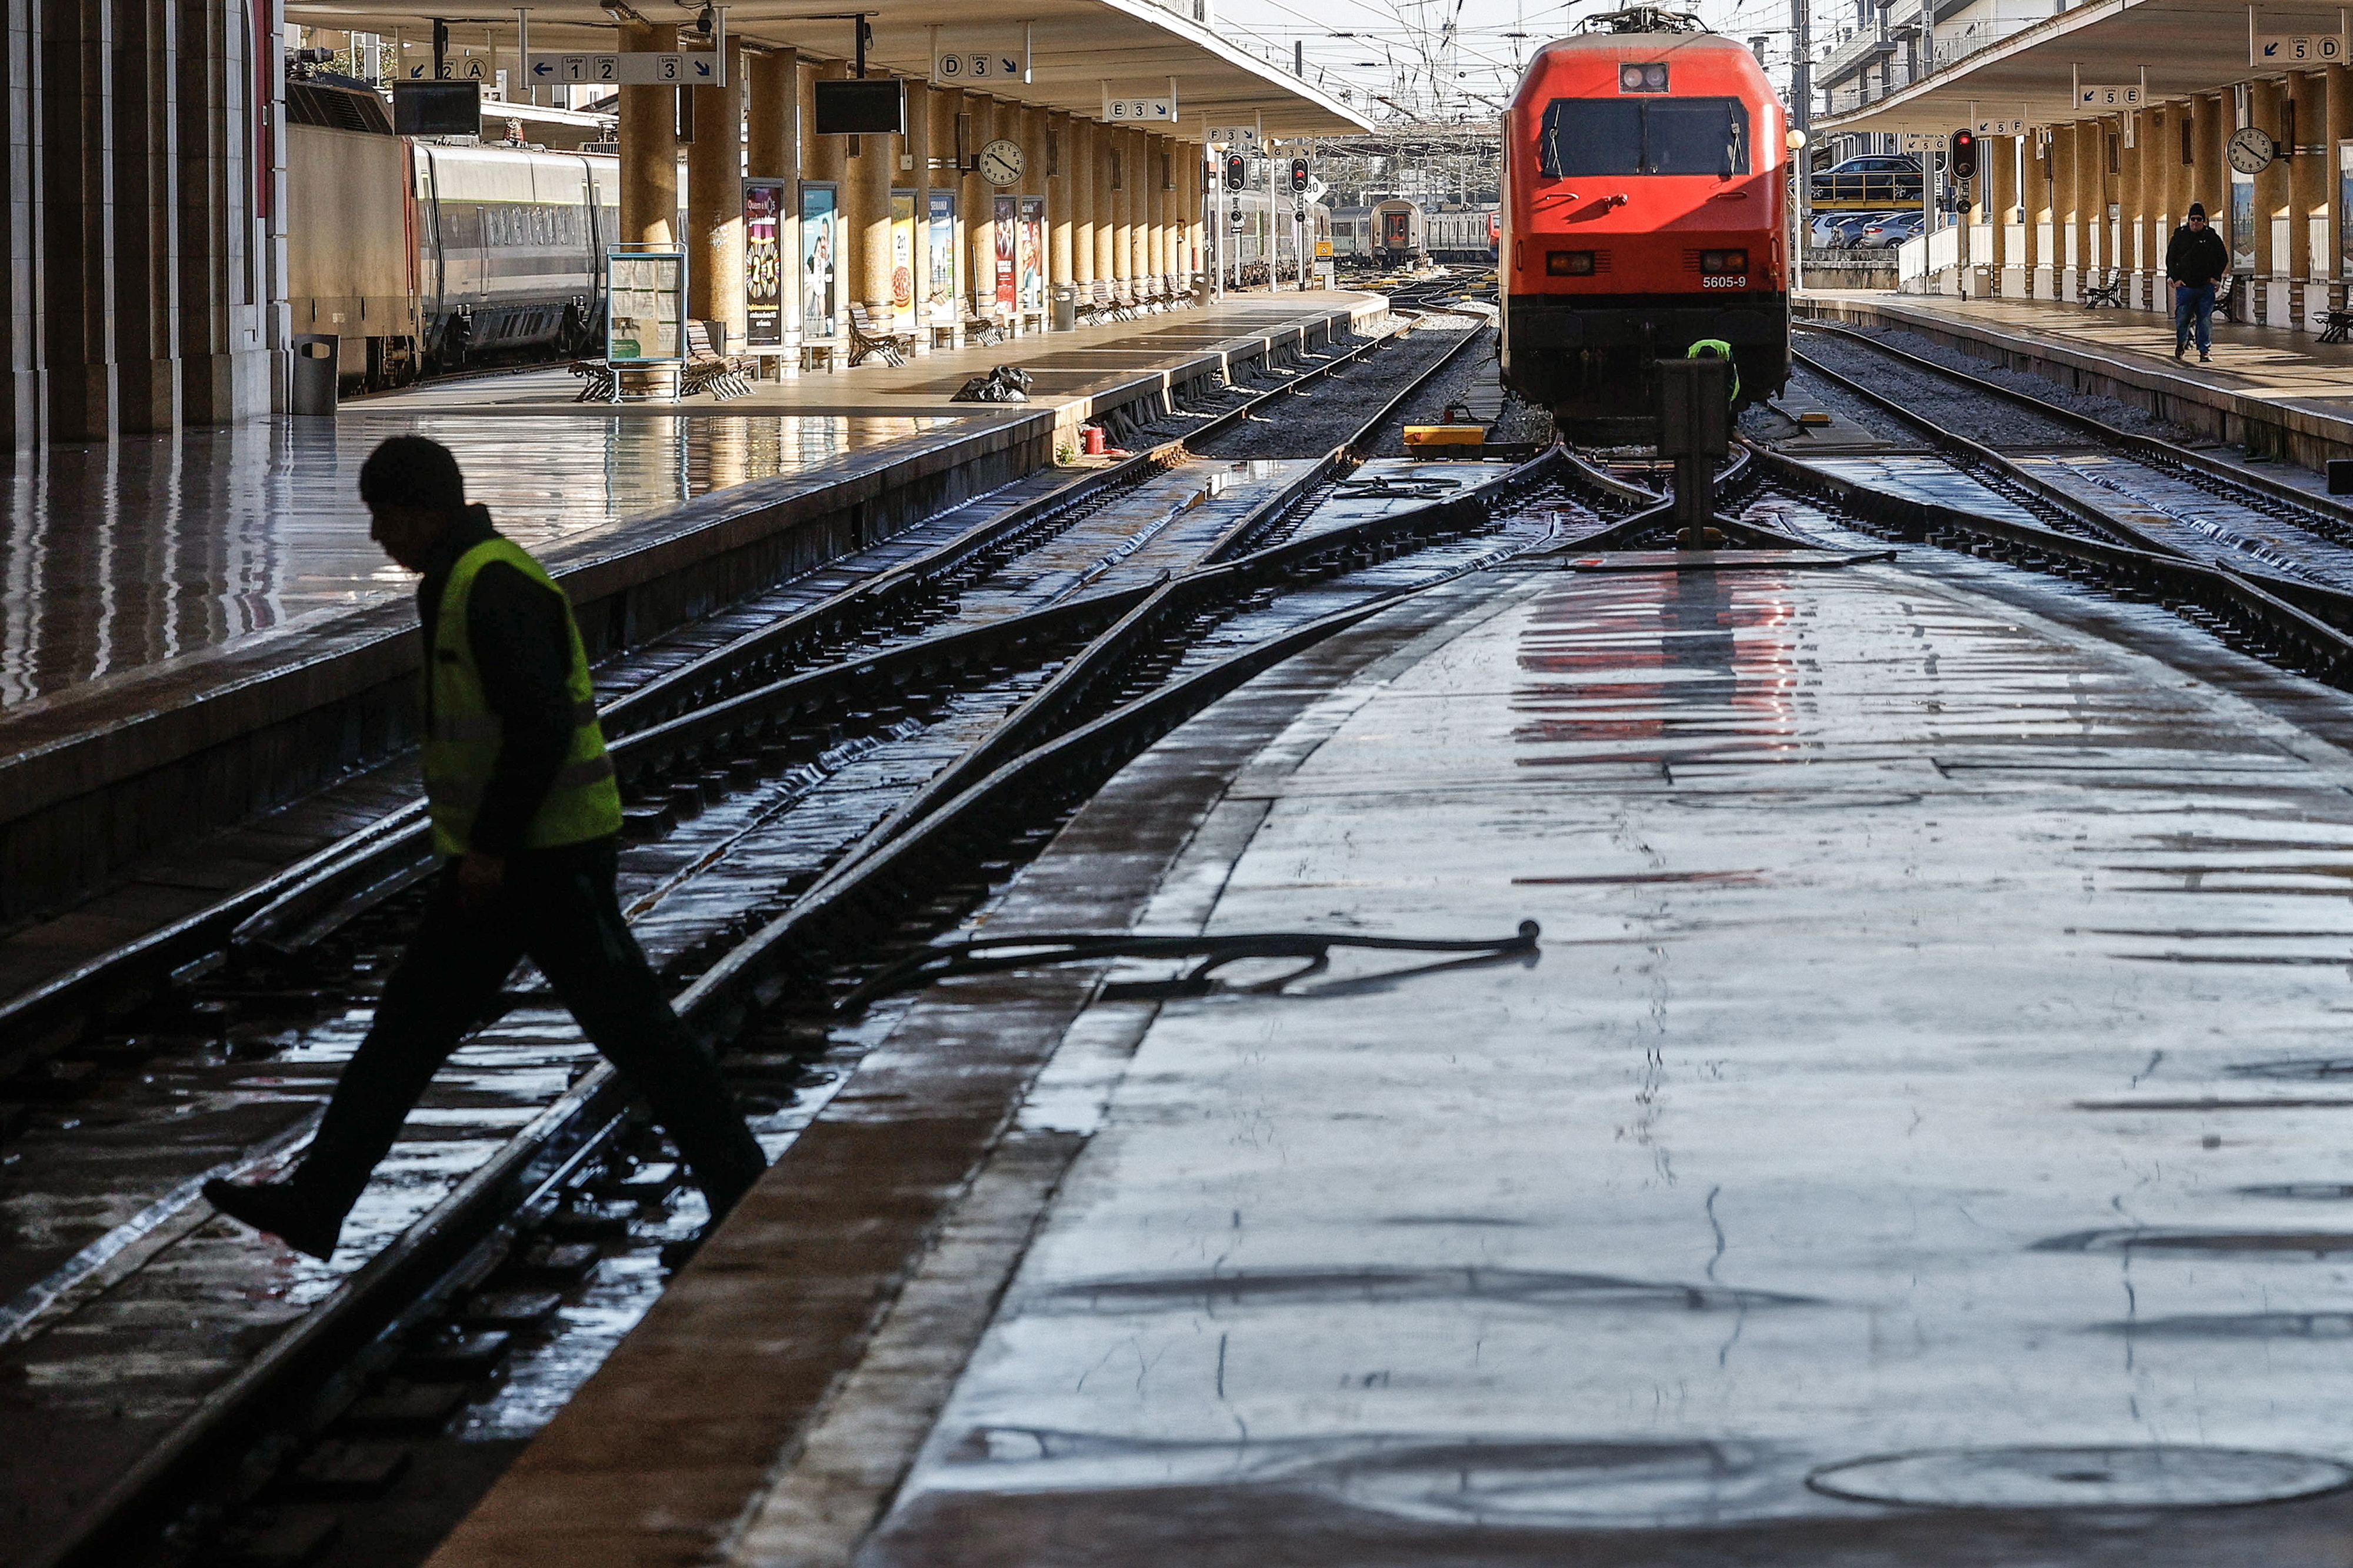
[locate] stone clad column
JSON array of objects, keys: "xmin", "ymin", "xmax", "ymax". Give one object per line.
[
  {"xmin": 1046, "ymin": 111, "xmax": 1072, "ymax": 325},
  {"xmin": 686, "ymin": 37, "xmax": 744, "ymax": 341},
  {"xmin": 45, "ymin": 0, "xmax": 118, "ymax": 440},
  {"xmin": 115, "ymin": 0, "xmax": 180, "ymax": 433},
  {"xmin": 2252, "ymin": 77, "xmax": 2287, "ymax": 321},
  {"xmin": 1151, "ymin": 134, "xmax": 1170, "ymax": 295},
  {"xmin": 2329, "ymin": 65, "xmax": 2353, "ymax": 315},
  {"xmin": 962, "ymin": 95, "xmax": 995, "ymax": 330},
  {"xmin": 2292, "ymin": 69, "xmax": 2328, "ymax": 330},
  {"xmin": 924, "ymin": 84, "xmax": 958, "ymax": 339},
  {"xmin": 1072, "ymin": 117, "xmax": 1096, "ymax": 303},
  {"xmin": 846, "ymin": 75, "xmax": 895, "ymax": 332},
  {"xmin": 1111, "ymin": 128, "xmax": 1134, "ymax": 299},
  {"xmin": 1989, "ymin": 134, "xmax": 2017, "ymax": 293},
  {"xmin": 2048, "ymin": 125, "xmax": 2077, "ymax": 298},
  {"xmin": 619, "ymin": 22, "xmax": 679, "ymax": 246},
  {"xmin": 1092, "ymin": 118, "xmax": 1115, "ymax": 298}
]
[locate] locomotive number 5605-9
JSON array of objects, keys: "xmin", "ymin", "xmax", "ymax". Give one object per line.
[{"xmin": 1701, "ymin": 274, "xmax": 1747, "ymax": 288}]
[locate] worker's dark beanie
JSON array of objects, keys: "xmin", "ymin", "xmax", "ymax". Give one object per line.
[
  {"xmin": 359, "ymin": 435, "xmax": 465, "ymax": 513},
  {"xmin": 2188, "ymin": 202, "xmax": 2207, "ymax": 218}
]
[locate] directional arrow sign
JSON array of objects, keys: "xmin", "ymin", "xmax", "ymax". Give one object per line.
[
  {"xmin": 1104, "ymin": 91, "xmax": 1177, "ymax": 122},
  {"xmin": 2256, "ymin": 32, "xmax": 2345, "ymax": 62},
  {"xmin": 528, "ymin": 51, "xmax": 725, "ymax": 86}
]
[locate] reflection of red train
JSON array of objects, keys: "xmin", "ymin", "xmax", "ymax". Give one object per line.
[{"xmin": 1499, "ymin": 10, "xmax": 1791, "ymax": 438}]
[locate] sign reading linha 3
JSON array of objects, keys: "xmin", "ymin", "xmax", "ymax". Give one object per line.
[{"xmin": 930, "ymin": 32, "xmax": 1031, "ymax": 86}]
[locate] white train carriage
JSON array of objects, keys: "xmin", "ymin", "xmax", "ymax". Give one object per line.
[
  {"xmin": 1424, "ymin": 204, "xmax": 1500, "ymax": 265},
  {"xmin": 1212, "ymin": 192, "xmax": 1332, "ymax": 277},
  {"xmin": 1371, "ymin": 199, "xmax": 1426, "ymax": 266}
]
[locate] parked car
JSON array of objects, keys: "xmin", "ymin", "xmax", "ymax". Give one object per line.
[
  {"xmin": 1811, "ymin": 154, "xmax": 1924, "ymax": 205},
  {"xmin": 1811, "ymin": 210, "xmax": 1886, "ymax": 249},
  {"xmin": 1855, "ymin": 210, "xmax": 1927, "ymax": 249}
]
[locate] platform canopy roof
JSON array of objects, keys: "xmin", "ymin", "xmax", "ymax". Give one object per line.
[
  {"xmin": 281, "ymin": 0, "xmax": 1372, "ymax": 138},
  {"xmin": 1817, "ymin": 0, "xmax": 2349, "ymax": 133}
]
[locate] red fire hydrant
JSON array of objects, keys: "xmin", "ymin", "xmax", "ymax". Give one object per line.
[{"xmin": 1081, "ymin": 425, "xmax": 1108, "ymax": 456}]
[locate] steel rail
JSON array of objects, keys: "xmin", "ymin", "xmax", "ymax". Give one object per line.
[
  {"xmin": 0, "ymin": 308, "xmax": 1435, "ymax": 1069},
  {"xmin": 1789, "ymin": 342, "xmax": 2353, "ymax": 633},
  {"xmin": 1794, "ymin": 318, "xmax": 2353, "ymax": 538},
  {"xmin": 29, "ymin": 451, "xmax": 1561, "ymax": 1568},
  {"xmin": 1745, "ymin": 438, "xmax": 2353, "ymax": 691}
]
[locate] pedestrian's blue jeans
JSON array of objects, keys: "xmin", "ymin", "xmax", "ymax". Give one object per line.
[{"xmin": 2174, "ymin": 282, "xmax": 2215, "ymax": 354}]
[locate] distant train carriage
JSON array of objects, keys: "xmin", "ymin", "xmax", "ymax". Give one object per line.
[
  {"xmin": 1329, "ymin": 206, "xmax": 1374, "ymax": 260},
  {"xmin": 1371, "ymin": 199, "xmax": 1426, "ymax": 266},
  {"xmin": 1425, "ymin": 204, "xmax": 1501, "ymax": 263},
  {"xmin": 1215, "ymin": 193, "xmax": 1332, "ymax": 276}
]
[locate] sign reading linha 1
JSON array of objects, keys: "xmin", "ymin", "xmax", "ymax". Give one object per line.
[
  {"xmin": 530, "ymin": 51, "xmax": 725, "ymax": 85},
  {"xmin": 2255, "ymin": 32, "xmax": 2347, "ymax": 62}
]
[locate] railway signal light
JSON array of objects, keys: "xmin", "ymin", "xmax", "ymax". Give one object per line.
[
  {"xmin": 1289, "ymin": 156, "xmax": 1309, "ymax": 194},
  {"xmin": 1224, "ymin": 153, "xmax": 1247, "ymax": 192},
  {"xmin": 1949, "ymin": 129, "xmax": 1978, "ymax": 181}
]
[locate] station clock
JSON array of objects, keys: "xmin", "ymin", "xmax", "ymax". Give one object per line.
[
  {"xmin": 979, "ymin": 138, "xmax": 1025, "ymax": 186},
  {"xmin": 2228, "ymin": 126, "xmax": 2277, "ymax": 174}
]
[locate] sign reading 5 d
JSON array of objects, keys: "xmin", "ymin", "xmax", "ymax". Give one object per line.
[{"xmin": 2255, "ymin": 32, "xmax": 2346, "ymax": 62}]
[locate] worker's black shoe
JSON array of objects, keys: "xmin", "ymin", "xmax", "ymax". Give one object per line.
[
  {"xmin": 658, "ymin": 1229, "xmax": 712, "ymax": 1273},
  {"xmin": 203, "ymin": 1177, "xmax": 339, "ymax": 1260},
  {"xmin": 2175, "ymin": 342, "xmax": 2187, "ymax": 359}
]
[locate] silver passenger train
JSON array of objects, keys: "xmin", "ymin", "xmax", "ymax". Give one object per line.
[{"xmin": 287, "ymin": 76, "xmax": 618, "ymax": 391}]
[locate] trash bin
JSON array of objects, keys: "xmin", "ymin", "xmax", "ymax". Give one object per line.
[
  {"xmin": 291, "ymin": 333, "xmax": 339, "ymax": 416},
  {"xmin": 1051, "ymin": 283, "xmax": 1077, "ymax": 332}
]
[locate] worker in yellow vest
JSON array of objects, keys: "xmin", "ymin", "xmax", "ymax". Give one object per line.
[
  {"xmin": 205, "ymin": 436, "xmax": 765, "ymax": 1267},
  {"xmin": 1687, "ymin": 338, "xmax": 1741, "ymax": 405}
]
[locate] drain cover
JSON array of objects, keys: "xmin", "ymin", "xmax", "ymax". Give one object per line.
[{"xmin": 1807, "ymin": 1447, "xmax": 2353, "ymax": 1510}]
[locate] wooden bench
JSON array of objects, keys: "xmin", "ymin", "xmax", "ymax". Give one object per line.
[
  {"xmin": 846, "ymin": 303, "xmax": 916, "ymax": 367},
  {"xmin": 960, "ymin": 299, "xmax": 1006, "ymax": 346},
  {"xmin": 2080, "ymin": 268, "xmax": 2124, "ymax": 309},
  {"xmin": 2320, "ymin": 306, "xmax": 2353, "ymax": 343},
  {"xmin": 680, "ymin": 321, "xmax": 755, "ymax": 399}
]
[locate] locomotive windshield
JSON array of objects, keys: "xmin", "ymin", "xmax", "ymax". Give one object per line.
[{"xmin": 1538, "ymin": 96, "xmax": 1749, "ymax": 177}]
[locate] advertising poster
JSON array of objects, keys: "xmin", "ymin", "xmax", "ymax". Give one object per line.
[
  {"xmin": 801, "ymin": 183, "xmax": 838, "ymax": 337},
  {"xmin": 2230, "ymin": 168, "xmax": 2256, "ymax": 275},
  {"xmin": 606, "ymin": 251, "xmax": 683, "ymax": 362},
  {"xmin": 1018, "ymin": 196, "xmax": 1045, "ymax": 314},
  {"xmin": 994, "ymin": 194, "xmax": 1018, "ymax": 312},
  {"xmin": 743, "ymin": 180, "xmax": 785, "ymax": 347},
  {"xmin": 890, "ymin": 191, "xmax": 918, "ymax": 335},
  {"xmin": 926, "ymin": 190, "xmax": 957, "ymax": 323}
]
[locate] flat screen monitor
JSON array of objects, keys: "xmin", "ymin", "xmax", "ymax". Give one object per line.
[
  {"xmin": 812, "ymin": 78, "xmax": 905, "ymax": 136},
  {"xmin": 394, "ymin": 80, "xmax": 481, "ymax": 137}
]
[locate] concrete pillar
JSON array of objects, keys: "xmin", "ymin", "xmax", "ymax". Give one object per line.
[
  {"xmin": 2117, "ymin": 115, "xmax": 2141, "ymax": 299},
  {"xmin": 746, "ymin": 48, "xmax": 791, "ymax": 177},
  {"xmin": 1111, "ymin": 126, "xmax": 1133, "ymax": 296},
  {"xmin": 1091, "ymin": 118, "xmax": 1114, "ymax": 294},
  {"xmin": 2026, "ymin": 131, "xmax": 2049, "ymax": 295},
  {"xmin": 177, "ymin": 0, "xmax": 273, "ymax": 423},
  {"xmin": 2331, "ymin": 66, "xmax": 2353, "ymax": 287},
  {"xmin": 1151, "ymin": 135, "xmax": 1169, "ymax": 292},
  {"xmin": 846, "ymin": 74, "xmax": 894, "ymax": 321},
  {"xmin": 618, "ymin": 22, "xmax": 679, "ymax": 246},
  {"xmin": 961, "ymin": 95, "xmax": 993, "ymax": 325},
  {"xmin": 112, "ymin": 0, "xmax": 179, "ymax": 433},
  {"xmin": 2293, "ymin": 69, "xmax": 2328, "ymax": 328},
  {"xmin": 1046, "ymin": 110, "xmax": 1072, "ymax": 318},
  {"xmin": 2049, "ymin": 124, "xmax": 2078, "ymax": 298},
  {"xmin": 1989, "ymin": 133, "xmax": 2015, "ymax": 289},
  {"xmin": 2254, "ymin": 77, "xmax": 2287, "ymax": 324},
  {"xmin": 1182, "ymin": 139, "xmax": 1201, "ymax": 293},
  {"xmin": 3, "ymin": 0, "xmax": 39, "ymax": 448},
  {"xmin": 1072, "ymin": 116, "xmax": 1096, "ymax": 296},
  {"xmin": 924, "ymin": 84, "xmax": 957, "ymax": 334},
  {"xmin": 43, "ymin": 0, "xmax": 118, "ymax": 441},
  {"xmin": 686, "ymin": 38, "xmax": 744, "ymax": 339}
]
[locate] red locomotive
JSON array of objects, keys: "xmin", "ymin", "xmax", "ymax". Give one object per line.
[{"xmin": 1499, "ymin": 7, "xmax": 1791, "ymax": 439}]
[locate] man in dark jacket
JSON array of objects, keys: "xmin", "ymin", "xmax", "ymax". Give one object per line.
[
  {"xmin": 2166, "ymin": 202, "xmax": 2231, "ymax": 363},
  {"xmin": 204, "ymin": 436, "xmax": 766, "ymax": 1266}
]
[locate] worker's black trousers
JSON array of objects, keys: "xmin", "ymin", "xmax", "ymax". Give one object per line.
[{"xmin": 292, "ymin": 840, "xmax": 768, "ymax": 1223}]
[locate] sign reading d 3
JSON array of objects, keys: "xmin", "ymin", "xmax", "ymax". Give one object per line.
[{"xmin": 979, "ymin": 138, "xmax": 1025, "ymax": 186}]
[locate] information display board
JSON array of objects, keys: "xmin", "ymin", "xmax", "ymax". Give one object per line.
[{"xmin": 607, "ymin": 249, "xmax": 685, "ymax": 362}]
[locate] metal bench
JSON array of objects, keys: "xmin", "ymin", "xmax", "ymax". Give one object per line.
[
  {"xmin": 2321, "ymin": 307, "xmax": 2353, "ymax": 344},
  {"xmin": 568, "ymin": 358, "xmax": 623, "ymax": 403},
  {"xmin": 679, "ymin": 321, "xmax": 755, "ymax": 399},
  {"xmin": 960, "ymin": 299, "xmax": 1006, "ymax": 346},
  {"xmin": 846, "ymin": 303, "xmax": 916, "ymax": 367},
  {"xmin": 2081, "ymin": 268, "xmax": 2125, "ymax": 309}
]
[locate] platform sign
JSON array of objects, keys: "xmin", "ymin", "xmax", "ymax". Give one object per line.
[
  {"xmin": 607, "ymin": 249, "xmax": 685, "ymax": 363},
  {"xmin": 2256, "ymin": 32, "xmax": 2346, "ymax": 62},
  {"xmin": 1104, "ymin": 92, "xmax": 1176, "ymax": 122},
  {"xmin": 1208, "ymin": 124, "xmax": 1261, "ymax": 150},
  {"xmin": 1974, "ymin": 118, "xmax": 2025, "ymax": 136},
  {"xmin": 2075, "ymin": 84, "xmax": 2142, "ymax": 110},
  {"xmin": 1898, "ymin": 131, "xmax": 1939, "ymax": 152},
  {"xmin": 930, "ymin": 38, "xmax": 1028, "ymax": 85},
  {"xmin": 529, "ymin": 51, "xmax": 725, "ymax": 86}
]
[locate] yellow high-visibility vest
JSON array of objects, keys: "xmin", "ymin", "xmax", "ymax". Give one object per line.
[
  {"xmin": 421, "ymin": 537, "xmax": 622, "ymax": 856},
  {"xmin": 1687, "ymin": 338, "xmax": 1741, "ymax": 403}
]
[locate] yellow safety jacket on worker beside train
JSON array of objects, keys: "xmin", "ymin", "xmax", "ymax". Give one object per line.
[
  {"xmin": 1687, "ymin": 338, "xmax": 1741, "ymax": 404},
  {"xmin": 421, "ymin": 536, "xmax": 622, "ymax": 857}
]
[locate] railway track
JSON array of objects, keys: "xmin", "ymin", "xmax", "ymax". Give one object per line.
[{"xmin": 0, "ymin": 301, "xmax": 1616, "ymax": 1568}]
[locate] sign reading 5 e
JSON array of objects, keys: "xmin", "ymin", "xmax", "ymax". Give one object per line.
[{"xmin": 2076, "ymin": 84, "xmax": 2142, "ymax": 109}]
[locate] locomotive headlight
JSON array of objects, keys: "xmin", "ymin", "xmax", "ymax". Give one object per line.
[
  {"xmin": 1618, "ymin": 61, "xmax": 1668, "ymax": 91},
  {"xmin": 1699, "ymin": 249, "xmax": 1749, "ymax": 274},
  {"xmin": 1546, "ymin": 250, "xmax": 1595, "ymax": 275}
]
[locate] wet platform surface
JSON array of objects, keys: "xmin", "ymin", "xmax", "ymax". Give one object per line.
[
  {"xmin": 0, "ymin": 293, "xmax": 1375, "ymax": 708},
  {"xmin": 439, "ymin": 544, "xmax": 2353, "ymax": 1565}
]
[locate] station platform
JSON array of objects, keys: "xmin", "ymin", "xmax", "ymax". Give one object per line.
[
  {"xmin": 429, "ymin": 545, "xmax": 2353, "ymax": 1566},
  {"xmin": 1798, "ymin": 288, "xmax": 2353, "ymax": 472},
  {"xmin": 0, "ymin": 291, "xmax": 1382, "ymax": 936}
]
